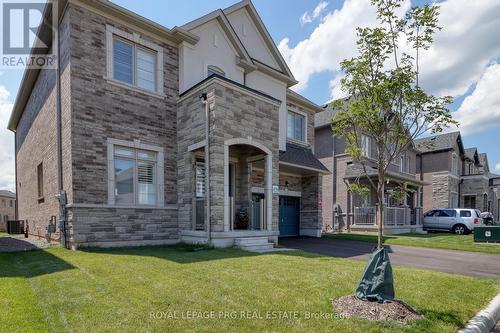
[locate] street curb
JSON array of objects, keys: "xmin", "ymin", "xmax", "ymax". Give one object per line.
[{"xmin": 459, "ymin": 293, "xmax": 500, "ymax": 333}]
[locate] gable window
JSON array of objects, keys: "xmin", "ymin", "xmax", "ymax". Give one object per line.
[
  {"xmin": 113, "ymin": 37, "xmax": 157, "ymax": 91},
  {"xmin": 108, "ymin": 139, "xmax": 164, "ymax": 207},
  {"xmin": 287, "ymin": 111, "xmax": 305, "ymax": 142},
  {"xmin": 361, "ymin": 135, "xmax": 371, "ymax": 158},
  {"xmin": 207, "ymin": 65, "xmax": 225, "ymax": 78},
  {"xmin": 37, "ymin": 162, "xmax": 44, "ymax": 201}
]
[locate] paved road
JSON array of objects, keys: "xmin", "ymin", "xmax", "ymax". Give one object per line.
[{"xmin": 279, "ymin": 237, "xmax": 500, "ymax": 278}]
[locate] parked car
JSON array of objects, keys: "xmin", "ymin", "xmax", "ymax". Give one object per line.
[
  {"xmin": 423, "ymin": 208, "xmax": 483, "ymax": 234},
  {"xmin": 480, "ymin": 212, "xmax": 494, "ymax": 225}
]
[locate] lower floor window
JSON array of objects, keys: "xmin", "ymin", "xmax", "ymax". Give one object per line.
[{"xmin": 113, "ymin": 146, "xmax": 158, "ymax": 205}]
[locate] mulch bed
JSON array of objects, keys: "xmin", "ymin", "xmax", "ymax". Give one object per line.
[{"xmin": 332, "ymin": 295, "xmax": 423, "ymax": 323}]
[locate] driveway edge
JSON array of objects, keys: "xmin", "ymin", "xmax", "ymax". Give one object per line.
[{"xmin": 459, "ymin": 293, "xmax": 500, "ymax": 333}]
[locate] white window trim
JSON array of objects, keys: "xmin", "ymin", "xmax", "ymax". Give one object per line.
[
  {"xmin": 106, "ymin": 25, "xmax": 164, "ymax": 95},
  {"xmin": 107, "ymin": 138, "xmax": 165, "ymax": 207},
  {"xmin": 287, "ymin": 108, "xmax": 308, "ymax": 144},
  {"xmin": 361, "ymin": 135, "xmax": 371, "ymax": 158}
]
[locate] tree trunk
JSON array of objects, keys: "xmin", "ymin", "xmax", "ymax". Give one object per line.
[{"xmin": 377, "ymin": 180, "xmax": 385, "ymax": 249}]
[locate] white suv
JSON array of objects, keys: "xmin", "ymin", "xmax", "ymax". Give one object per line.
[{"xmin": 423, "ymin": 208, "xmax": 483, "ymax": 234}]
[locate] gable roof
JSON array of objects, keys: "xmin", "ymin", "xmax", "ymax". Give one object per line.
[
  {"xmin": 415, "ymin": 131, "xmax": 464, "ymax": 155},
  {"xmin": 182, "ymin": 0, "xmax": 297, "ymax": 86},
  {"xmin": 464, "ymin": 147, "xmax": 479, "ymax": 163},
  {"xmin": 478, "ymin": 153, "xmax": 488, "ymax": 170},
  {"xmin": 287, "ymin": 89, "xmax": 323, "ymax": 113}
]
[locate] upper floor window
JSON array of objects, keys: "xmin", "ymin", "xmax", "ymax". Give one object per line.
[
  {"xmin": 107, "ymin": 139, "xmax": 164, "ymax": 207},
  {"xmin": 451, "ymin": 153, "xmax": 458, "ymax": 175},
  {"xmin": 287, "ymin": 111, "xmax": 305, "ymax": 142},
  {"xmin": 361, "ymin": 135, "xmax": 371, "ymax": 158},
  {"xmin": 207, "ymin": 65, "xmax": 225, "ymax": 78},
  {"xmin": 113, "ymin": 37, "xmax": 157, "ymax": 91},
  {"xmin": 400, "ymin": 155, "xmax": 410, "ymax": 173},
  {"xmin": 106, "ymin": 25, "xmax": 164, "ymax": 95}
]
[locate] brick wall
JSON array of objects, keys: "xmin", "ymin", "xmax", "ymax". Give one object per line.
[
  {"xmin": 15, "ymin": 10, "xmax": 72, "ymax": 241},
  {"xmin": 64, "ymin": 4, "xmax": 179, "ymax": 247}
]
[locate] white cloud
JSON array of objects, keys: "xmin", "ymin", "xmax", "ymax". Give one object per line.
[
  {"xmin": 417, "ymin": 0, "xmax": 500, "ymax": 97},
  {"xmin": 452, "ymin": 63, "xmax": 500, "ymax": 135},
  {"xmin": 0, "ymin": 86, "xmax": 15, "ymax": 191},
  {"xmin": 280, "ymin": 0, "xmax": 500, "ymax": 103},
  {"xmin": 279, "ymin": 0, "xmax": 411, "ymax": 93},
  {"xmin": 300, "ymin": 1, "xmax": 329, "ymax": 25},
  {"xmin": 495, "ymin": 163, "xmax": 500, "ymax": 172}
]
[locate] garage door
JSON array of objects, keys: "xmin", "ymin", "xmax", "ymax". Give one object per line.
[{"xmin": 279, "ymin": 196, "xmax": 300, "ymax": 237}]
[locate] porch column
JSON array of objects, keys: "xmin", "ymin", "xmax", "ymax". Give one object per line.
[
  {"xmin": 223, "ymin": 144, "xmax": 230, "ymax": 232},
  {"xmin": 265, "ymin": 154, "xmax": 273, "ymax": 231}
]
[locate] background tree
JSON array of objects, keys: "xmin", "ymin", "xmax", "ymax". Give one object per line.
[{"xmin": 331, "ymin": 0, "xmax": 457, "ymax": 249}]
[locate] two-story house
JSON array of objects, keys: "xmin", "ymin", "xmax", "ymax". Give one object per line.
[
  {"xmin": 415, "ymin": 132, "xmax": 499, "ymax": 222},
  {"xmin": 0, "ymin": 190, "xmax": 16, "ymax": 232},
  {"xmin": 8, "ymin": 0, "xmax": 328, "ymax": 249},
  {"xmin": 315, "ymin": 106, "xmax": 425, "ymax": 234}
]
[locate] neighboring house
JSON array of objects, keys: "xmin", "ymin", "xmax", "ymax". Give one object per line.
[
  {"xmin": 415, "ymin": 132, "xmax": 499, "ymax": 222},
  {"xmin": 314, "ymin": 106, "xmax": 425, "ymax": 234},
  {"xmin": 8, "ymin": 0, "xmax": 327, "ymax": 248},
  {"xmin": 415, "ymin": 132, "xmax": 465, "ymax": 211},
  {"xmin": 0, "ymin": 190, "xmax": 16, "ymax": 232}
]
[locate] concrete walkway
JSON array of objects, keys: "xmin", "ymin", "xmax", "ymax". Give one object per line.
[{"xmin": 279, "ymin": 237, "xmax": 500, "ymax": 278}]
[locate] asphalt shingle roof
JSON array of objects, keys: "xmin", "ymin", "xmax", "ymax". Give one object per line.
[
  {"xmin": 414, "ymin": 131, "xmax": 462, "ymax": 153},
  {"xmin": 0, "ymin": 190, "xmax": 15, "ymax": 198},
  {"xmin": 279, "ymin": 143, "xmax": 329, "ymax": 173},
  {"xmin": 464, "ymin": 147, "xmax": 478, "ymax": 161}
]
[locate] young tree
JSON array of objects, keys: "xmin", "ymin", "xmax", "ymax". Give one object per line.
[{"xmin": 331, "ymin": 0, "xmax": 457, "ymax": 249}]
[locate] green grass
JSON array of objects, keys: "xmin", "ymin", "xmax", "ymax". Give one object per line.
[
  {"xmin": 0, "ymin": 245, "xmax": 498, "ymax": 332},
  {"xmin": 323, "ymin": 232, "xmax": 500, "ymax": 254},
  {"xmin": 0, "ymin": 232, "xmax": 8, "ymax": 237}
]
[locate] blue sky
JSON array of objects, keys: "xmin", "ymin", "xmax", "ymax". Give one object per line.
[{"xmin": 0, "ymin": 0, "xmax": 499, "ymax": 190}]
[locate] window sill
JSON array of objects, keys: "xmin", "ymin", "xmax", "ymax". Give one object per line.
[
  {"xmin": 286, "ymin": 138, "xmax": 309, "ymax": 147},
  {"xmin": 67, "ymin": 203, "xmax": 176, "ymax": 210},
  {"xmin": 105, "ymin": 77, "xmax": 166, "ymax": 99}
]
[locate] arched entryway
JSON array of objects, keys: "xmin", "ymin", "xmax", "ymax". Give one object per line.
[{"xmin": 224, "ymin": 138, "xmax": 273, "ymax": 232}]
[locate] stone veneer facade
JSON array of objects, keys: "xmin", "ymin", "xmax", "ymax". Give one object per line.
[{"xmin": 13, "ymin": 2, "xmax": 324, "ymax": 248}]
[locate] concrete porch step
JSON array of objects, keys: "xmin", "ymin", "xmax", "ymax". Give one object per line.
[
  {"xmin": 238, "ymin": 242, "xmax": 274, "ymax": 252},
  {"xmin": 234, "ymin": 237, "xmax": 269, "ymax": 247}
]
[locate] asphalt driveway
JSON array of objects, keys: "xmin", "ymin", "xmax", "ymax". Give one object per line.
[{"xmin": 279, "ymin": 237, "xmax": 500, "ymax": 278}]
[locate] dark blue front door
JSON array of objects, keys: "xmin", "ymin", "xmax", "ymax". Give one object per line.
[{"xmin": 279, "ymin": 196, "xmax": 300, "ymax": 236}]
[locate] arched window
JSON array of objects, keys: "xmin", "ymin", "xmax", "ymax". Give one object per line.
[
  {"xmin": 483, "ymin": 193, "xmax": 488, "ymax": 212},
  {"xmin": 207, "ymin": 65, "xmax": 225, "ymax": 78}
]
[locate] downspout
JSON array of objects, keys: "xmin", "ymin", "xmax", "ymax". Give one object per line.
[
  {"xmin": 14, "ymin": 132, "xmax": 18, "ymax": 220},
  {"xmin": 54, "ymin": 14, "xmax": 67, "ymax": 248},
  {"xmin": 331, "ymin": 134, "xmax": 336, "ymax": 230},
  {"xmin": 200, "ymin": 93, "xmax": 211, "ymax": 245},
  {"xmin": 458, "ymin": 179, "xmax": 464, "ymax": 208}
]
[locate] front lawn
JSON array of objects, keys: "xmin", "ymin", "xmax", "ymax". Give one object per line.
[
  {"xmin": 1, "ymin": 245, "xmax": 498, "ymax": 332},
  {"xmin": 323, "ymin": 232, "xmax": 500, "ymax": 255}
]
